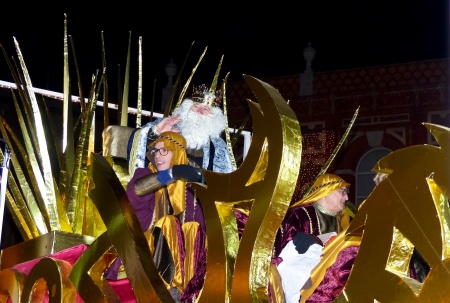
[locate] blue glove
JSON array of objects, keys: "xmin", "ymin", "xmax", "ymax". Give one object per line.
[{"xmin": 157, "ymin": 169, "xmax": 174, "ymax": 185}]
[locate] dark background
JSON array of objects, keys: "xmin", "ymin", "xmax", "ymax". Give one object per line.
[{"xmin": 0, "ymin": 1, "xmax": 448, "ymax": 110}]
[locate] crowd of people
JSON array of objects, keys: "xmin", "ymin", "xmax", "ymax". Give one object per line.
[{"xmin": 103, "ymin": 82, "xmax": 425, "ymax": 302}]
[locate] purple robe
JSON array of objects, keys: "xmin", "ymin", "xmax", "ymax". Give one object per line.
[
  {"xmin": 105, "ymin": 167, "xmax": 207, "ymax": 302},
  {"xmin": 126, "ymin": 167, "xmax": 206, "ymax": 231}
]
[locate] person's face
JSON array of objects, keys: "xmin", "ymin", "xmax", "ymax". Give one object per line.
[
  {"xmin": 149, "ymin": 141, "xmax": 173, "ymax": 171},
  {"xmin": 191, "ymin": 103, "xmax": 212, "ymax": 116},
  {"xmin": 322, "ymin": 187, "xmax": 349, "ymax": 213}
]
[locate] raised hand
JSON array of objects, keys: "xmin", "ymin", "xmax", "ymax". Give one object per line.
[{"xmin": 156, "ymin": 115, "xmax": 182, "ymax": 133}]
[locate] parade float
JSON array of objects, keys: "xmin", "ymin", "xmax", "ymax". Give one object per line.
[{"xmin": 0, "ymin": 14, "xmax": 449, "ymax": 303}]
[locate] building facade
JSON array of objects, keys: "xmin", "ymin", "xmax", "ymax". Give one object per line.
[{"xmin": 226, "ymin": 56, "xmax": 449, "ymax": 205}]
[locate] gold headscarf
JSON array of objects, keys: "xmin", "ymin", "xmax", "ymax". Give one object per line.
[
  {"xmin": 289, "ymin": 173, "xmax": 350, "ymax": 209},
  {"xmin": 147, "ymin": 131, "xmax": 188, "ymax": 215}
]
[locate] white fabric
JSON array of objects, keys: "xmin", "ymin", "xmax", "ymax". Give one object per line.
[
  {"xmin": 317, "ymin": 232, "xmax": 337, "ymax": 244},
  {"xmin": 277, "ymin": 241, "xmax": 324, "ymax": 303}
]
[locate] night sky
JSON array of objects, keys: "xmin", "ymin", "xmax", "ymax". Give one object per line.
[{"xmin": 0, "ymin": 1, "xmax": 448, "ymax": 107}]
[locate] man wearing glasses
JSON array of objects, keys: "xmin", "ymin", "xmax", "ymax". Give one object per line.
[
  {"xmin": 106, "ymin": 131, "xmax": 206, "ymax": 302},
  {"xmin": 272, "ymin": 173, "xmax": 354, "ymax": 303}
]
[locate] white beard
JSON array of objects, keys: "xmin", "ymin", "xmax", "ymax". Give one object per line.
[{"xmin": 173, "ymin": 99, "xmax": 226, "ymax": 150}]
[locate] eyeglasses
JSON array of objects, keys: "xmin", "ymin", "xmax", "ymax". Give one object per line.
[
  {"xmin": 338, "ymin": 188, "xmax": 349, "ymax": 196},
  {"xmin": 149, "ymin": 147, "xmax": 169, "ymax": 157}
]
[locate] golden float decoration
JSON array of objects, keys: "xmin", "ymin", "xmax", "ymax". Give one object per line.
[{"xmin": 0, "ymin": 14, "xmax": 448, "ymax": 303}]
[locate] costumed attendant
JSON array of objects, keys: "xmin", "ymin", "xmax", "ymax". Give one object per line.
[
  {"xmin": 297, "ymin": 171, "xmax": 428, "ymax": 302},
  {"xmin": 106, "ymin": 131, "xmax": 206, "ymax": 303},
  {"xmin": 272, "ymin": 173, "xmax": 355, "ymax": 303}
]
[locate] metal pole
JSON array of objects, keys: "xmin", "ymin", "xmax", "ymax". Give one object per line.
[
  {"xmin": 0, "ymin": 79, "xmax": 252, "ymax": 159},
  {"xmin": 0, "ymin": 139, "xmax": 11, "ymax": 247}
]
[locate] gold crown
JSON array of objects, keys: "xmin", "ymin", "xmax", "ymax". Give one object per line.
[{"xmin": 191, "ymin": 84, "xmax": 223, "ymax": 107}]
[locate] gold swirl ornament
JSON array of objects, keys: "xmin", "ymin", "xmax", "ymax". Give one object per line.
[
  {"xmin": 336, "ymin": 123, "xmax": 450, "ymax": 302},
  {"xmin": 193, "ymin": 75, "xmax": 301, "ymax": 302}
]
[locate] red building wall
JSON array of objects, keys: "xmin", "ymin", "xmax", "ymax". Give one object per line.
[{"xmin": 226, "ymin": 59, "xmax": 449, "ymax": 202}]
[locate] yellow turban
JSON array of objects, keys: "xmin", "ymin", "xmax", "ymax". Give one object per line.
[
  {"xmin": 289, "ymin": 173, "xmax": 350, "ymax": 209},
  {"xmin": 147, "ymin": 131, "xmax": 188, "ymax": 216}
]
